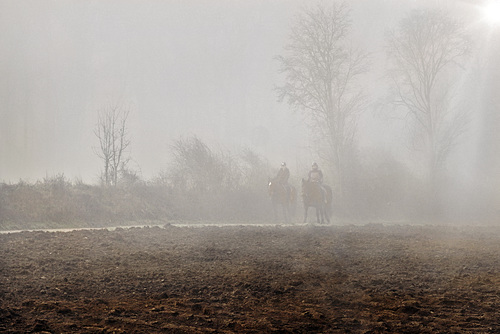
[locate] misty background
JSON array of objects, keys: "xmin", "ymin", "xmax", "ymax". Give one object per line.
[
  {"xmin": 1, "ymin": 0, "xmax": 310, "ymax": 181},
  {"xmin": 1, "ymin": 0, "xmax": 499, "ymax": 224}
]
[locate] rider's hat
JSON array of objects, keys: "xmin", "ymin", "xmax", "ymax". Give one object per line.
[
  {"xmin": 312, "ymin": 162, "xmax": 318, "ymax": 167},
  {"xmin": 281, "ymin": 162, "xmax": 286, "ymax": 167}
]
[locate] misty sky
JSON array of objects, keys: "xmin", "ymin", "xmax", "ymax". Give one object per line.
[{"xmin": 0, "ymin": 0, "xmax": 496, "ymax": 183}]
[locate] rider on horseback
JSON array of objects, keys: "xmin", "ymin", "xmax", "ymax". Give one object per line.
[
  {"xmin": 307, "ymin": 162, "xmax": 323, "ymax": 183},
  {"xmin": 307, "ymin": 162, "xmax": 327, "ymax": 204},
  {"xmin": 276, "ymin": 162, "xmax": 291, "ymax": 200}
]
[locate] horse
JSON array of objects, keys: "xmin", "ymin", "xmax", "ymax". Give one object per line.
[
  {"xmin": 301, "ymin": 179, "xmax": 332, "ymax": 224},
  {"xmin": 268, "ymin": 178, "xmax": 296, "ymax": 224}
]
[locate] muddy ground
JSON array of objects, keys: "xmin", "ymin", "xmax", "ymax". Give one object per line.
[{"xmin": 1, "ymin": 224, "xmax": 500, "ymax": 333}]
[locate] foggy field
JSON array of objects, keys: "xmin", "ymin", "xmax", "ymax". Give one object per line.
[
  {"xmin": 2, "ymin": 1, "xmax": 500, "ymax": 332},
  {"xmin": 2, "ymin": 224, "xmax": 500, "ymax": 333},
  {"xmin": 2, "ymin": 0, "xmax": 500, "ymax": 224}
]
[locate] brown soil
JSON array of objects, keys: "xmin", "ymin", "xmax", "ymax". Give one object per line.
[{"xmin": 1, "ymin": 224, "xmax": 500, "ymax": 333}]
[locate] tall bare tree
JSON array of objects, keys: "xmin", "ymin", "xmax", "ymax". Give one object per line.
[
  {"xmin": 386, "ymin": 9, "xmax": 472, "ymax": 186},
  {"xmin": 276, "ymin": 2, "xmax": 369, "ymax": 195},
  {"xmin": 94, "ymin": 105, "xmax": 131, "ymax": 186}
]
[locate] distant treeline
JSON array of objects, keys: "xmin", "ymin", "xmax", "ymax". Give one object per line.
[
  {"xmin": 0, "ymin": 176, "xmax": 271, "ymax": 230},
  {"xmin": 0, "ymin": 137, "xmax": 497, "ymax": 230},
  {"xmin": 0, "ymin": 137, "xmax": 273, "ymax": 230}
]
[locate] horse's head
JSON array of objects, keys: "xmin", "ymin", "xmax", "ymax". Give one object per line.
[
  {"xmin": 268, "ymin": 177, "xmax": 275, "ymax": 196},
  {"xmin": 269, "ymin": 177, "xmax": 288, "ymax": 199},
  {"xmin": 301, "ymin": 178, "xmax": 321, "ymax": 201},
  {"xmin": 302, "ymin": 179, "xmax": 324, "ymax": 203}
]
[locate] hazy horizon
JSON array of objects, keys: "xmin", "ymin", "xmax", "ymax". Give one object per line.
[{"xmin": 1, "ymin": 0, "xmax": 498, "ymax": 185}]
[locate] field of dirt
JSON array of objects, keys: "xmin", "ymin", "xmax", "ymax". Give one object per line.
[{"xmin": 1, "ymin": 223, "xmax": 500, "ymax": 333}]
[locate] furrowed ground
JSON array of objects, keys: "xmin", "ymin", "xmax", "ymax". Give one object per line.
[{"xmin": 1, "ymin": 224, "xmax": 500, "ymax": 333}]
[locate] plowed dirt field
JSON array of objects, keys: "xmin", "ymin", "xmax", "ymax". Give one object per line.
[{"xmin": 1, "ymin": 224, "xmax": 500, "ymax": 333}]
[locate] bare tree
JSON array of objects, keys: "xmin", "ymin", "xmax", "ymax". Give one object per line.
[
  {"xmin": 93, "ymin": 105, "xmax": 131, "ymax": 186},
  {"xmin": 276, "ymin": 2, "xmax": 369, "ymax": 195},
  {"xmin": 386, "ymin": 9, "xmax": 472, "ymax": 186}
]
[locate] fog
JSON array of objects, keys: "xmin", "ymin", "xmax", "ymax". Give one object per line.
[
  {"xmin": 1, "ymin": 0, "xmax": 499, "ymax": 206},
  {"xmin": 4, "ymin": 4, "xmax": 500, "ymax": 331},
  {"xmin": 1, "ymin": 0, "xmax": 308, "ymax": 181}
]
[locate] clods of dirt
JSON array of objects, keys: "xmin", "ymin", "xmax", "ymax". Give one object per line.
[{"xmin": 1, "ymin": 224, "xmax": 500, "ymax": 333}]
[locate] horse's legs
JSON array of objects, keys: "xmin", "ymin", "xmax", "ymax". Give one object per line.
[
  {"xmin": 315, "ymin": 207, "xmax": 321, "ymax": 224},
  {"xmin": 303, "ymin": 206, "xmax": 308, "ymax": 224}
]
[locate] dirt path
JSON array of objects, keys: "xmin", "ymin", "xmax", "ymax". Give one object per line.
[{"xmin": 1, "ymin": 224, "xmax": 500, "ymax": 333}]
